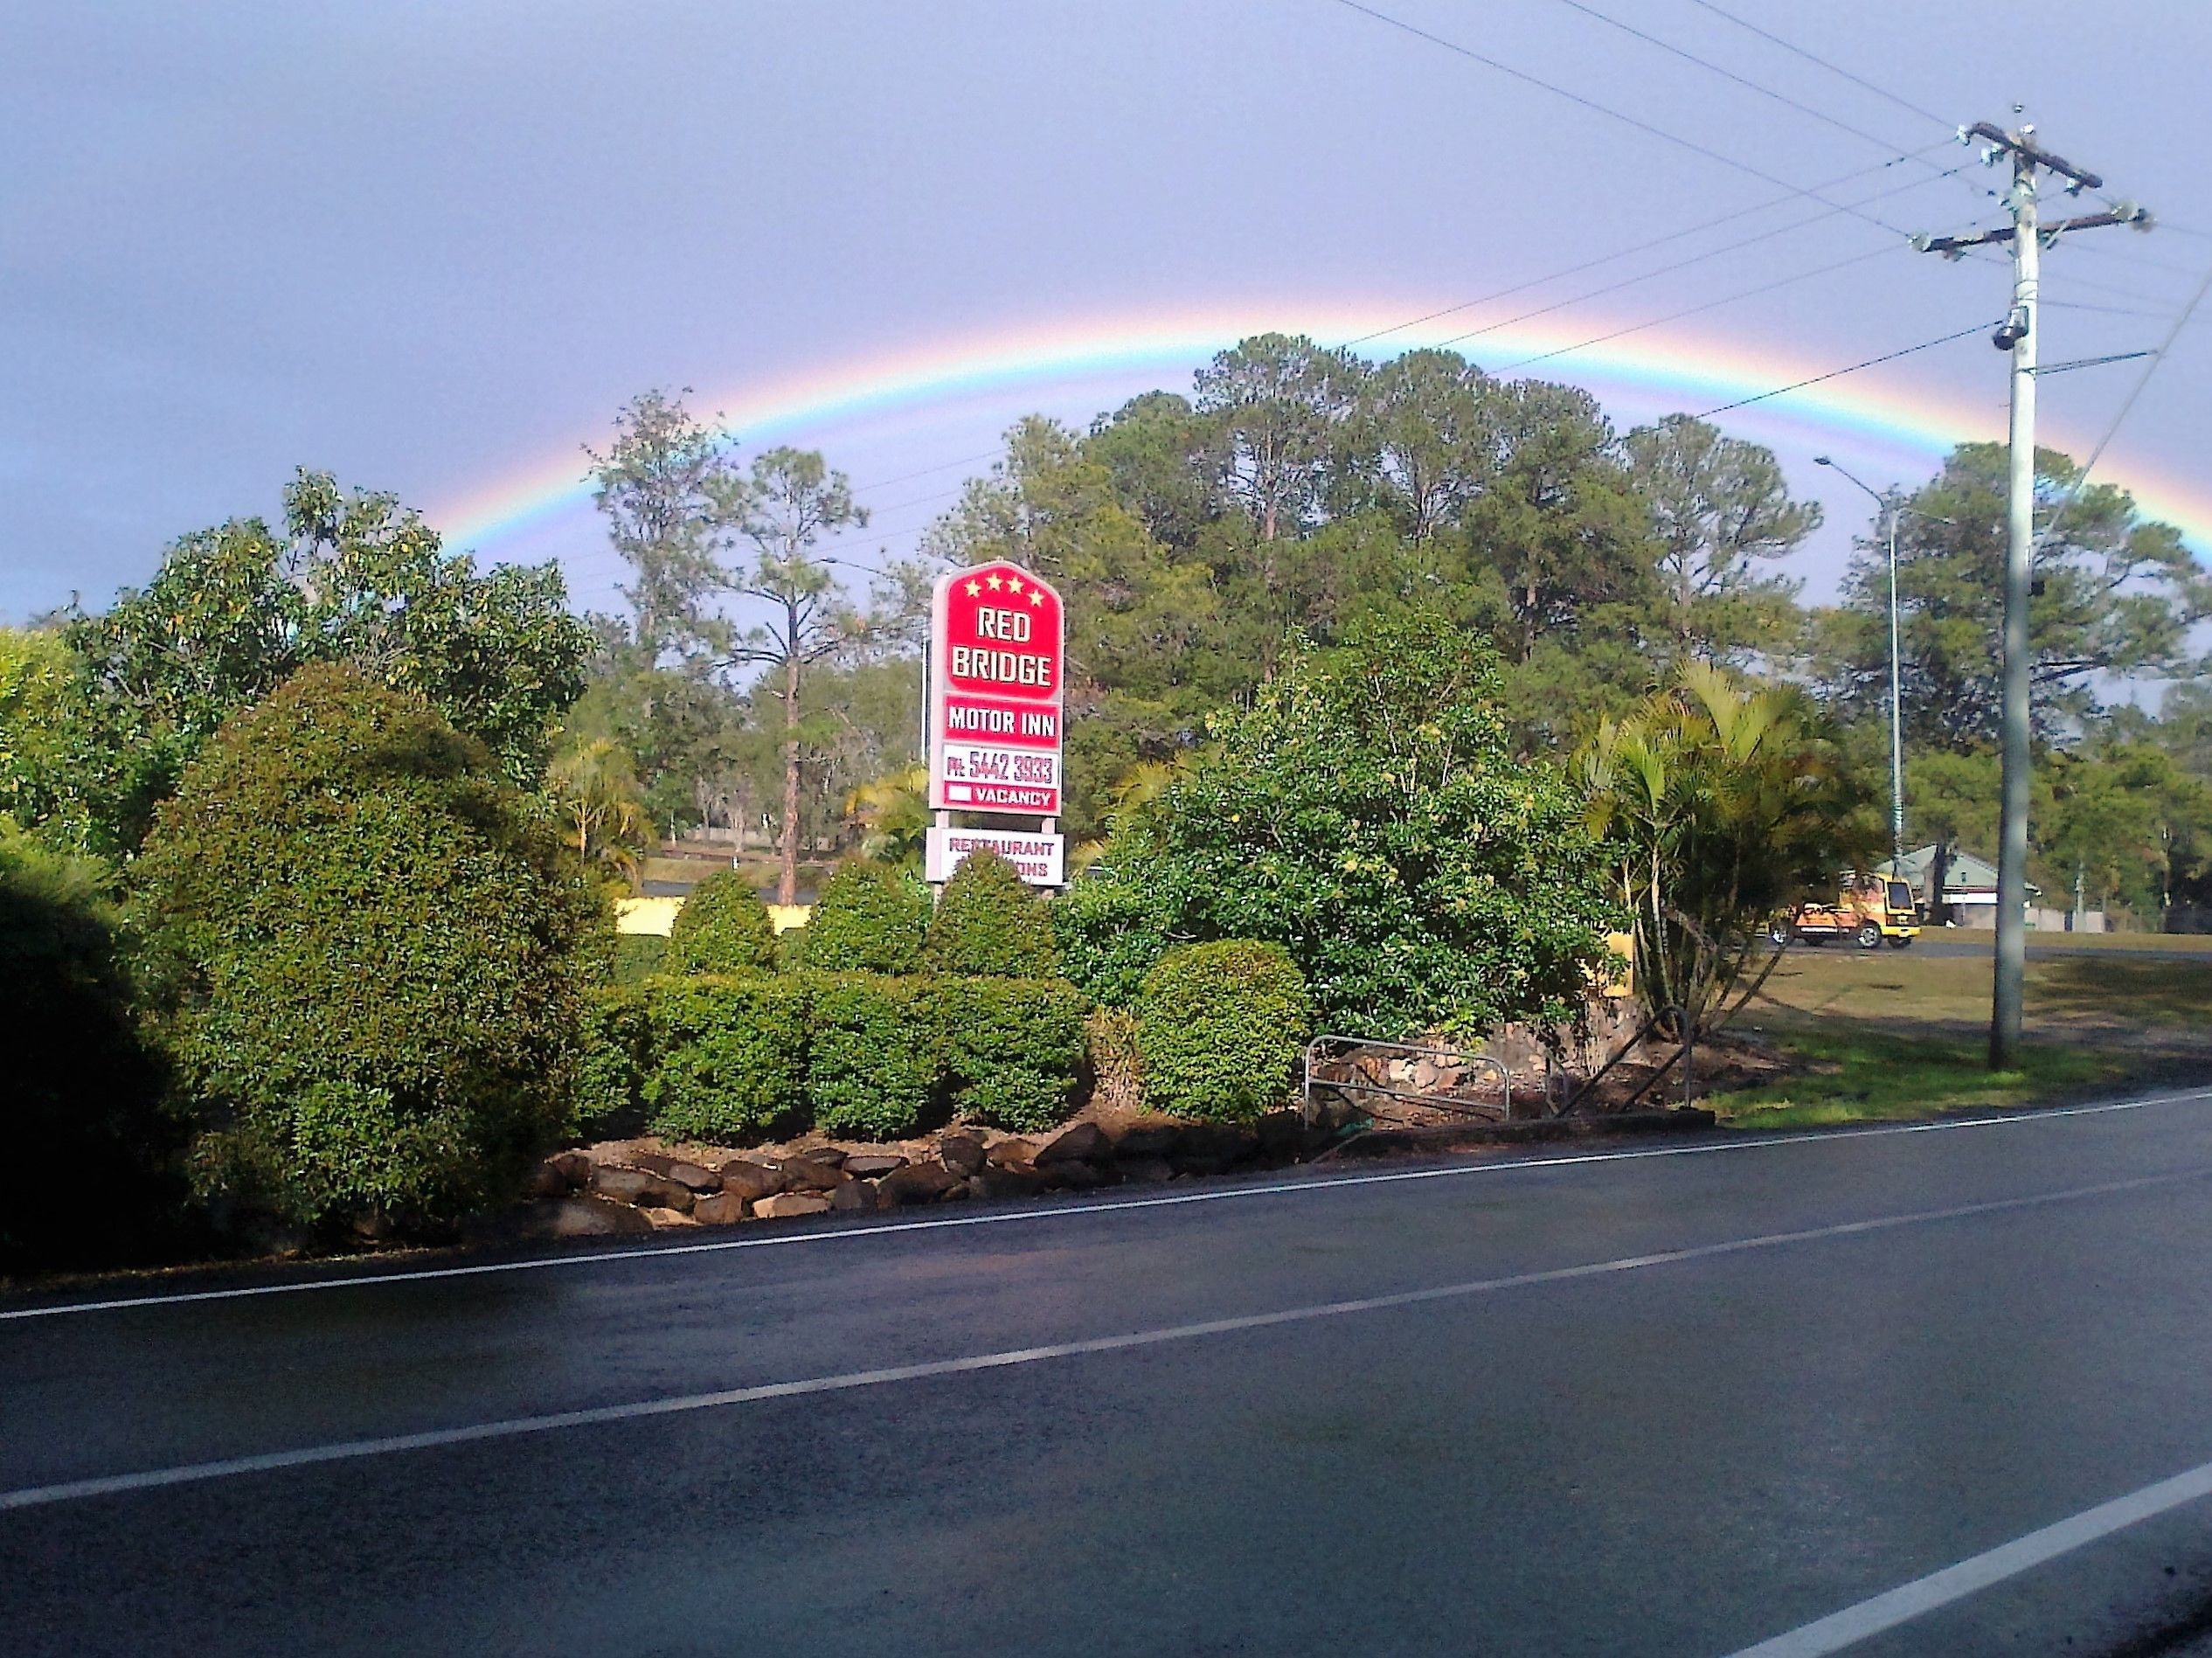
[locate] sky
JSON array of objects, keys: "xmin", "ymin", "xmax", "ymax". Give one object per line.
[{"xmin": 3, "ymin": 0, "xmax": 2208, "ymax": 628}]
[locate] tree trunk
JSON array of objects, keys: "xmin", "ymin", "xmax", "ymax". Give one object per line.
[{"xmin": 779, "ymin": 648, "xmax": 801, "ymax": 907}]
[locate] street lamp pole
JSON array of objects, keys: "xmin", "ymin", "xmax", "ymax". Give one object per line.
[{"xmin": 1817, "ymin": 456, "xmax": 1908, "ymax": 867}]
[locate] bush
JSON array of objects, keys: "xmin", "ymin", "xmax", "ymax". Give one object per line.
[
  {"xmin": 805, "ymin": 864, "xmax": 930, "ymax": 974},
  {"xmin": 574, "ymin": 984, "xmax": 651, "ymax": 1139},
  {"xmin": 0, "ymin": 825, "xmax": 176, "ymax": 1271},
  {"xmin": 1134, "ymin": 940, "xmax": 1312, "ymax": 1122},
  {"xmin": 665, "ymin": 870, "xmax": 777, "ymax": 975},
  {"xmin": 644, "ymin": 972, "xmax": 811, "ymax": 1143},
  {"xmin": 924, "ymin": 851, "xmax": 1058, "ymax": 977},
  {"xmin": 130, "ymin": 663, "xmax": 602, "ymax": 1231},
  {"xmin": 807, "ymin": 973, "xmax": 940, "ymax": 1140},
  {"xmin": 1051, "ymin": 872, "xmax": 1171, "ymax": 1007},
  {"xmin": 774, "ymin": 923, "xmax": 809, "ymax": 970},
  {"xmin": 611, "ymin": 933, "xmax": 668, "ymax": 984},
  {"xmin": 939, "ymin": 976, "xmax": 1090, "ymax": 1133}
]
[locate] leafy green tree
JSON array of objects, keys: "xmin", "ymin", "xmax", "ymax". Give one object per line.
[
  {"xmin": 585, "ymin": 389, "xmax": 740, "ymax": 665},
  {"xmin": 64, "ymin": 470, "xmax": 587, "ymax": 853},
  {"xmin": 1194, "ymin": 334, "xmax": 1366, "ymax": 545},
  {"xmin": 1105, "ymin": 611, "xmax": 1616, "ymax": 1037},
  {"xmin": 846, "ymin": 763, "xmax": 930, "ymax": 869},
  {"xmin": 132, "ymin": 663, "xmax": 604, "ymax": 1232},
  {"xmin": 547, "ymin": 735, "xmax": 651, "ymax": 892},
  {"xmin": 1625, "ymin": 415, "xmax": 1815, "ymax": 664},
  {"xmin": 1580, "ymin": 663, "xmax": 1871, "ymax": 1025},
  {"xmin": 1817, "ymin": 443, "xmax": 2210, "ymax": 746},
  {"xmin": 1357, "ymin": 348, "xmax": 1499, "ymax": 541},
  {"xmin": 0, "ymin": 628, "xmax": 84, "ymax": 843}
]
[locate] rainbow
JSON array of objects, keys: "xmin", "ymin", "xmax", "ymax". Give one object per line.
[{"xmin": 432, "ymin": 301, "xmax": 2211, "ymax": 557}]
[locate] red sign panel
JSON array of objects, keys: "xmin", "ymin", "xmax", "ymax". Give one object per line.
[{"xmin": 929, "ymin": 562, "xmax": 1064, "ymax": 815}]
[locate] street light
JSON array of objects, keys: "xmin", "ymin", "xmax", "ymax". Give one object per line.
[{"xmin": 1815, "ymin": 455, "xmax": 1911, "ymax": 869}]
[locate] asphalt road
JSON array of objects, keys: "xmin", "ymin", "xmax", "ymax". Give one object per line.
[{"xmin": 9, "ymin": 1089, "xmax": 2212, "ymax": 1656}]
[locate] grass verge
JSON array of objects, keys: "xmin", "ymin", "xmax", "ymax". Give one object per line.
[{"xmin": 1712, "ymin": 1028, "xmax": 2137, "ymax": 1131}]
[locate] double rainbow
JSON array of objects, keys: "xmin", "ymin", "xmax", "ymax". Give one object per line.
[{"xmin": 432, "ymin": 302, "xmax": 2209, "ymax": 557}]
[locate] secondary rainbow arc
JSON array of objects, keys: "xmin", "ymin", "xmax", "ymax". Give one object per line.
[{"xmin": 432, "ymin": 302, "xmax": 2212, "ymax": 557}]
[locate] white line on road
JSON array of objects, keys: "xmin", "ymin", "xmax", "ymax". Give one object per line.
[
  {"xmin": 3, "ymin": 1085, "xmax": 2206, "ymax": 1325},
  {"xmin": 1721, "ymin": 1457, "xmax": 2212, "ymax": 1656},
  {"xmin": 3, "ymin": 1162, "xmax": 2204, "ymax": 1513}
]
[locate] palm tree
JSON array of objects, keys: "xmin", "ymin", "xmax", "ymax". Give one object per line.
[
  {"xmin": 548, "ymin": 737, "xmax": 652, "ymax": 893},
  {"xmin": 1580, "ymin": 663, "xmax": 1870, "ymax": 1027},
  {"xmin": 844, "ymin": 763, "xmax": 930, "ymax": 870}
]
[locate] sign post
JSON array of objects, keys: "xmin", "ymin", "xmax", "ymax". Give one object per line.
[{"xmin": 926, "ymin": 561, "xmax": 1065, "ymax": 887}]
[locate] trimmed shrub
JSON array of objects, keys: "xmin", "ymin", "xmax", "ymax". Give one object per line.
[
  {"xmin": 611, "ymin": 933, "xmax": 667, "ymax": 984},
  {"xmin": 924, "ymin": 850, "xmax": 1057, "ymax": 977},
  {"xmin": 645, "ymin": 972, "xmax": 811, "ymax": 1143},
  {"xmin": 665, "ymin": 870, "xmax": 777, "ymax": 975},
  {"xmin": 1134, "ymin": 940, "xmax": 1312, "ymax": 1122},
  {"xmin": 1051, "ymin": 872, "xmax": 1170, "ymax": 1007},
  {"xmin": 805, "ymin": 865, "xmax": 929, "ymax": 975},
  {"xmin": 774, "ymin": 923, "xmax": 809, "ymax": 970},
  {"xmin": 938, "ymin": 975, "xmax": 1090, "ymax": 1134},
  {"xmin": 0, "ymin": 826, "xmax": 176, "ymax": 1271},
  {"xmin": 574, "ymin": 983, "xmax": 650, "ymax": 1139},
  {"xmin": 131, "ymin": 663, "xmax": 601, "ymax": 1231},
  {"xmin": 807, "ymin": 973, "xmax": 940, "ymax": 1141}
]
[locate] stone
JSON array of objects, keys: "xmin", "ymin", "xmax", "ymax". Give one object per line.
[
  {"xmin": 843, "ymin": 1154, "xmax": 908, "ymax": 1178},
  {"xmin": 1170, "ymin": 1120, "xmax": 1259, "ymax": 1175},
  {"xmin": 976, "ymin": 1163, "xmax": 1047, "ymax": 1200},
  {"xmin": 1036, "ymin": 1122, "xmax": 1111, "ymax": 1165},
  {"xmin": 984, "ymin": 1138, "xmax": 1037, "ymax": 1168},
  {"xmin": 1120, "ymin": 1156, "xmax": 1177, "ymax": 1183},
  {"xmin": 776, "ymin": 1157, "xmax": 850, "ymax": 1193},
  {"xmin": 527, "ymin": 1160, "xmax": 571, "ymax": 1200},
  {"xmin": 665, "ymin": 1161, "xmax": 723, "ymax": 1193},
  {"xmin": 589, "ymin": 1165, "xmax": 659, "ymax": 1204},
  {"xmin": 693, "ymin": 1193, "xmax": 750, "ymax": 1225},
  {"xmin": 1113, "ymin": 1123, "xmax": 1184, "ymax": 1160},
  {"xmin": 629, "ymin": 1150, "xmax": 677, "ymax": 1176},
  {"xmin": 877, "ymin": 1162, "xmax": 961, "ymax": 1206},
  {"xmin": 829, "ymin": 1178, "xmax": 878, "ymax": 1211},
  {"xmin": 1255, "ymin": 1109, "xmax": 1305, "ymax": 1161},
  {"xmin": 527, "ymin": 1197, "xmax": 653, "ymax": 1239},
  {"xmin": 550, "ymin": 1150, "xmax": 596, "ymax": 1189},
  {"xmin": 1046, "ymin": 1160, "xmax": 1113, "ymax": 1190},
  {"xmin": 938, "ymin": 1133, "xmax": 987, "ymax": 1176},
  {"xmin": 753, "ymin": 1191, "xmax": 832, "ymax": 1220},
  {"xmin": 796, "ymin": 1146, "xmax": 848, "ymax": 1168},
  {"xmin": 639, "ymin": 1206, "xmax": 698, "ymax": 1228},
  {"xmin": 718, "ymin": 1160, "xmax": 789, "ymax": 1203}
]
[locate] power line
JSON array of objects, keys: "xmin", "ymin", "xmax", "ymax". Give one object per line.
[
  {"xmin": 1692, "ymin": 319, "xmax": 1999, "ymax": 418},
  {"xmin": 1323, "ymin": 0, "xmax": 1941, "ymax": 245},
  {"xmin": 1675, "ymin": 0, "xmax": 1952, "ymax": 132}
]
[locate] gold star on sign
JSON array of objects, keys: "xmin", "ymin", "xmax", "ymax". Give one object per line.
[
  {"xmin": 964, "ymin": 579, "xmax": 981, "ymax": 597},
  {"xmin": 1027, "ymin": 587, "xmax": 1044, "ymax": 606},
  {"xmin": 1006, "ymin": 576, "xmax": 1023, "ymax": 593},
  {"xmin": 985, "ymin": 573, "xmax": 1003, "ymax": 591}
]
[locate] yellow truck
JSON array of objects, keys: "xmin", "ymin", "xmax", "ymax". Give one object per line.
[{"xmin": 1770, "ymin": 873, "xmax": 1920, "ymax": 951}]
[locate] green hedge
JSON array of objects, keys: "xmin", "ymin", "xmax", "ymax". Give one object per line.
[
  {"xmin": 807, "ymin": 973, "xmax": 940, "ymax": 1141},
  {"xmin": 1051, "ymin": 872, "xmax": 1170, "ymax": 1007},
  {"xmin": 1134, "ymin": 940, "xmax": 1311, "ymax": 1122},
  {"xmin": 645, "ymin": 972, "xmax": 810, "ymax": 1142},
  {"xmin": 665, "ymin": 870, "xmax": 777, "ymax": 975},
  {"xmin": 939, "ymin": 975, "xmax": 1089, "ymax": 1134},
  {"xmin": 924, "ymin": 850, "xmax": 1057, "ymax": 977},
  {"xmin": 574, "ymin": 983, "xmax": 650, "ymax": 1139},
  {"xmin": 611, "ymin": 933, "xmax": 667, "ymax": 984},
  {"xmin": 805, "ymin": 865, "xmax": 929, "ymax": 974}
]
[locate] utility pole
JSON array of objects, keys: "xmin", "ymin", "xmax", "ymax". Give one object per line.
[{"xmin": 1914, "ymin": 117, "xmax": 2151, "ymax": 1071}]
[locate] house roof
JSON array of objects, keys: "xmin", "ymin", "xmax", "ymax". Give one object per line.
[{"xmin": 1876, "ymin": 845, "xmax": 2035, "ymax": 896}]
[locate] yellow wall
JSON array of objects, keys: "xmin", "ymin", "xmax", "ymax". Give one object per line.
[{"xmin": 616, "ymin": 895, "xmax": 813, "ymax": 937}]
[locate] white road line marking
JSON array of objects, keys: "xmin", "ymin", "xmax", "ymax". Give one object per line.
[
  {"xmin": 1721, "ymin": 1456, "xmax": 2212, "ymax": 1657},
  {"xmin": 3, "ymin": 1163, "xmax": 2203, "ymax": 1512},
  {"xmin": 3, "ymin": 1086, "xmax": 2207, "ymax": 1324}
]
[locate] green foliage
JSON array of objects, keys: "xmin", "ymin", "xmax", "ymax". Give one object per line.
[
  {"xmin": 612, "ymin": 933, "xmax": 669, "ymax": 983},
  {"xmin": 1106, "ymin": 611, "xmax": 1616, "ymax": 1037},
  {"xmin": 807, "ymin": 974, "xmax": 940, "ymax": 1141},
  {"xmin": 131, "ymin": 663, "xmax": 602, "ymax": 1230},
  {"xmin": 575, "ymin": 984, "xmax": 651, "ymax": 1139},
  {"xmin": 1051, "ymin": 872, "xmax": 1172, "ymax": 1007},
  {"xmin": 644, "ymin": 972, "xmax": 811, "ymax": 1142},
  {"xmin": 938, "ymin": 976, "xmax": 1090, "ymax": 1133},
  {"xmin": 0, "ymin": 824, "xmax": 174, "ymax": 1270},
  {"xmin": 775, "ymin": 923, "xmax": 811, "ymax": 969},
  {"xmin": 666, "ymin": 870, "xmax": 779, "ymax": 975},
  {"xmin": 805, "ymin": 864, "xmax": 930, "ymax": 974},
  {"xmin": 0, "ymin": 629, "xmax": 86, "ymax": 844},
  {"xmin": 65, "ymin": 470, "xmax": 588, "ymax": 853},
  {"xmin": 1581, "ymin": 663, "xmax": 1872, "ymax": 1024},
  {"xmin": 1134, "ymin": 941, "xmax": 1311, "ymax": 1122},
  {"xmin": 923, "ymin": 850, "xmax": 1058, "ymax": 976}
]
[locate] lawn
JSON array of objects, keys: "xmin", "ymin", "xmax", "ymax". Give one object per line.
[{"xmin": 1709, "ymin": 943, "xmax": 2212, "ymax": 1130}]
